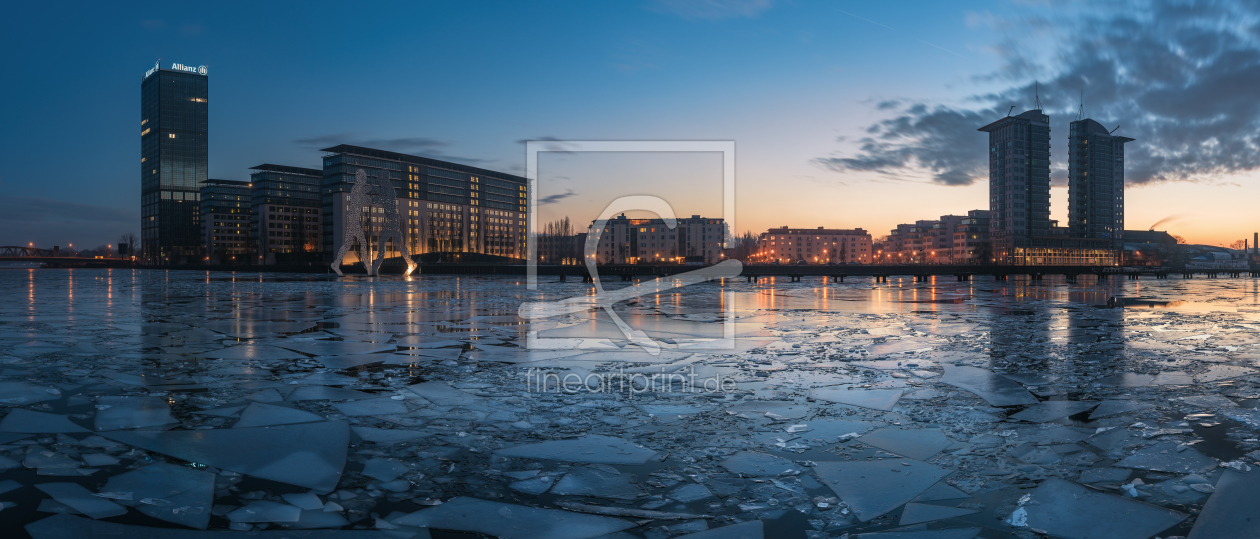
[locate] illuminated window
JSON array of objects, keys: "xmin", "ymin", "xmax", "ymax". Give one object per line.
[{"xmin": 169, "ymin": 133, "xmax": 176, "ymax": 138}]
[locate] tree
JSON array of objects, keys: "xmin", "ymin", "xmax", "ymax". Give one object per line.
[
  {"xmin": 1229, "ymin": 239, "xmax": 1247, "ymax": 250},
  {"xmin": 118, "ymin": 232, "xmax": 139, "ymax": 255},
  {"xmin": 974, "ymin": 240, "xmax": 993, "ymax": 265}
]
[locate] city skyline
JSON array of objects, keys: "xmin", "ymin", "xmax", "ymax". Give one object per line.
[{"xmin": 2, "ymin": 1, "xmax": 1260, "ymax": 250}]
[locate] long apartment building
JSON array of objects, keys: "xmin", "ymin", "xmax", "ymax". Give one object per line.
[
  {"xmin": 589, "ymin": 214, "xmax": 725, "ymax": 264},
  {"xmin": 320, "ymin": 145, "xmax": 528, "ymax": 262},
  {"xmin": 883, "ymin": 213, "xmax": 985, "ymax": 264},
  {"xmin": 755, "ymin": 226, "xmax": 872, "ymax": 264}
]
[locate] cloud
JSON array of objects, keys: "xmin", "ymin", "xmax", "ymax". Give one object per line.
[
  {"xmin": 820, "ymin": 1, "xmax": 1260, "ymax": 187},
  {"xmin": 538, "ymin": 189, "xmax": 578, "ymax": 205},
  {"xmin": 649, "ymin": 0, "xmax": 774, "ymax": 20}
]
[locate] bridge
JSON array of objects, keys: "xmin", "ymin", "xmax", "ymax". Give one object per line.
[{"xmin": 0, "ymin": 246, "xmax": 134, "ymax": 267}]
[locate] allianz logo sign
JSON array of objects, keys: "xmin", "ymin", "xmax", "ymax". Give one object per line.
[{"xmin": 171, "ymin": 63, "xmax": 208, "ymax": 76}]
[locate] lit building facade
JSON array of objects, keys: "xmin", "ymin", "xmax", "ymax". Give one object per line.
[
  {"xmin": 951, "ymin": 210, "xmax": 991, "ymax": 263},
  {"xmin": 250, "ymin": 164, "xmax": 323, "ymax": 263},
  {"xmin": 199, "ymin": 179, "xmax": 251, "ymax": 264},
  {"xmin": 320, "ymin": 145, "xmax": 528, "ymax": 263},
  {"xmin": 755, "ymin": 226, "xmax": 871, "ymax": 264},
  {"xmin": 1069, "ymin": 119, "xmax": 1132, "ymax": 245},
  {"xmin": 140, "ymin": 61, "xmax": 209, "ymax": 263},
  {"xmin": 590, "ymin": 214, "xmax": 725, "ymax": 264}
]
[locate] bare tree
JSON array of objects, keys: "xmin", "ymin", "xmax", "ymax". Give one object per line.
[
  {"xmin": 537, "ymin": 217, "xmax": 577, "ymax": 264},
  {"xmin": 118, "ymin": 232, "xmax": 139, "ymax": 257},
  {"xmin": 1229, "ymin": 239, "xmax": 1247, "ymax": 250}
]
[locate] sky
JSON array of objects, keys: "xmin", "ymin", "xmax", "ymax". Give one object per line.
[{"xmin": 1, "ymin": 0, "xmax": 1259, "ymax": 249}]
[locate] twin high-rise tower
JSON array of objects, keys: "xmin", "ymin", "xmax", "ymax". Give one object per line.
[{"xmin": 978, "ymin": 105, "xmax": 1133, "ymax": 265}]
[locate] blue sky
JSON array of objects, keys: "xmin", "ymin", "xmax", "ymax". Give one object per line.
[{"xmin": 2, "ymin": 0, "xmax": 1258, "ymax": 249}]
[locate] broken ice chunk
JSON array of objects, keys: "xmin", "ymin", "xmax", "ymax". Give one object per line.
[
  {"xmin": 101, "ymin": 420, "xmax": 349, "ymax": 491},
  {"xmin": 100, "ymin": 462, "xmax": 215, "ymax": 529},
  {"xmin": 1152, "ymin": 371, "xmax": 1193, "ymax": 385},
  {"xmin": 939, "ymin": 365, "xmax": 1037, "ymax": 406},
  {"xmin": 1088, "ymin": 400, "xmax": 1154, "ymax": 420},
  {"xmin": 227, "ymin": 500, "xmax": 301, "ymax": 523},
  {"xmin": 812, "ymin": 459, "xmax": 949, "ymax": 522},
  {"xmin": 351, "ymin": 426, "xmax": 427, "ymax": 444},
  {"xmin": 912, "ymin": 482, "xmax": 969, "ymax": 502},
  {"xmin": 286, "ymin": 385, "xmax": 373, "ymax": 402},
  {"xmin": 667, "ymin": 483, "xmax": 714, "ymax": 503},
  {"xmin": 1013, "ymin": 478, "xmax": 1186, "ymax": 539},
  {"xmin": 1009, "ymin": 400, "xmax": 1099, "ymax": 423},
  {"xmin": 33, "ymin": 483, "xmax": 127, "ymax": 519},
  {"xmin": 808, "ymin": 388, "xmax": 903, "ymax": 411},
  {"xmin": 856, "ymin": 428, "xmax": 951, "ymax": 461},
  {"xmin": 670, "ymin": 520, "xmax": 763, "ymax": 538},
  {"xmin": 495, "ymin": 435, "xmax": 656, "ymax": 465},
  {"xmin": 1187, "ymin": 469, "xmax": 1260, "ymax": 538},
  {"xmin": 0, "ymin": 409, "xmax": 90, "ymax": 433},
  {"xmin": 550, "ymin": 466, "xmax": 645, "ymax": 500},
  {"xmin": 362, "ymin": 458, "xmax": 410, "ymax": 482},
  {"xmin": 0, "ymin": 382, "xmax": 61, "ymax": 404},
  {"xmin": 1077, "ymin": 467, "xmax": 1131, "ymax": 484},
  {"xmin": 898, "ymin": 502, "xmax": 979, "ymax": 526},
  {"xmin": 332, "ymin": 397, "xmax": 408, "ymax": 417},
  {"xmin": 232, "ymin": 403, "xmax": 324, "ymax": 429},
  {"xmin": 719, "ymin": 451, "xmax": 798, "ymax": 477},
  {"xmin": 392, "ymin": 496, "xmax": 636, "ymax": 539},
  {"xmin": 94, "ymin": 396, "xmax": 178, "ymax": 431},
  {"xmin": 281, "ymin": 492, "xmax": 324, "ymax": 511},
  {"xmin": 1114, "ymin": 441, "xmax": 1216, "ymax": 473},
  {"xmin": 853, "ymin": 529, "xmax": 980, "ymax": 538}
]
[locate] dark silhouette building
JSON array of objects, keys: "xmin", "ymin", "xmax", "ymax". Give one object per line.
[
  {"xmin": 1069, "ymin": 119, "xmax": 1133, "ymax": 245},
  {"xmin": 140, "ymin": 61, "xmax": 209, "ymax": 263}
]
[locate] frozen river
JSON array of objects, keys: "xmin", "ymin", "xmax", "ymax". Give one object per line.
[{"xmin": 3, "ymin": 267, "xmax": 1260, "ymax": 538}]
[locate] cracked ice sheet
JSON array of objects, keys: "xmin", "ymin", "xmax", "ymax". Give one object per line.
[
  {"xmin": 94, "ymin": 396, "xmax": 178, "ymax": 431},
  {"xmin": 1014, "ymin": 478, "xmax": 1187, "ymax": 539},
  {"xmin": 496, "ymin": 435, "xmax": 657, "ymax": 465},
  {"xmin": 856, "ymin": 428, "xmax": 951, "ymax": 461},
  {"xmin": 392, "ymin": 497, "xmax": 634, "ymax": 539},
  {"xmin": 99, "ymin": 462, "xmax": 215, "ymax": 529},
  {"xmin": 813, "ymin": 459, "xmax": 950, "ymax": 522},
  {"xmin": 809, "ymin": 388, "xmax": 903, "ymax": 411},
  {"xmin": 938, "ymin": 364, "xmax": 1037, "ymax": 406},
  {"xmin": 101, "ymin": 420, "xmax": 349, "ymax": 491},
  {"xmin": 25, "ymin": 514, "xmax": 400, "ymax": 538},
  {"xmin": 1113, "ymin": 440, "xmax": 1217, "ymax": 473},
  {"xmin": 1009, "ymin": 400, "xmax": 1099, "ymax": 423}
]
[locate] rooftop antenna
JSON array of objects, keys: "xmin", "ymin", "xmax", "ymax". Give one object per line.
[
  {"xmin": 1109, "ymin": 125, "xmax": 1120, "ymax": 134},
  {"xmin": 1077, "ymin": 89, "xmax": 1084, "ymax": 121},
  {"xmin": 1034, "ymin": 81, "xmax": 1042, "ymax": 110},
  {"xmin": 1007, "ymin": 106, "xmax": 1014, "ymax": 117}
]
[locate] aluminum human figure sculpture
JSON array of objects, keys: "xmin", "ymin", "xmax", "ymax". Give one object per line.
[{"xmin": 331, "ymin": 168, "xmax": 417, "ymax": 276}]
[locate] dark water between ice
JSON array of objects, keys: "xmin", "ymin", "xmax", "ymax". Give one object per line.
[{"xmin": 3, "ymin": 267, "xmax": 1260, "ymax": 538}]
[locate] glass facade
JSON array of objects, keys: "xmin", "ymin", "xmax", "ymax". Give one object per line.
[
  {"xmin": 140, "ymin": 66, "xmax": 208, "ymax": 263},
  {"xmin": 320, "ymin": 145, "xmax": 529, "ymax": 261},
  {"xmin": 199, "ymin": 179, "xmax": 251, "ymax": 262}
]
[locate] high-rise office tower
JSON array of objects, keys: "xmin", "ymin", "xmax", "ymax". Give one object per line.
[
  {"xmin": 1068, "ymin": 119, "xmax": 1132, "ymax": 244},
  {"xmin": 140, "ymin": 61, "xmax": 209, "ymax": 263},
  {"xmin": 978, "ymin": 109, "xmax": 1052, "ymax": 248}
]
